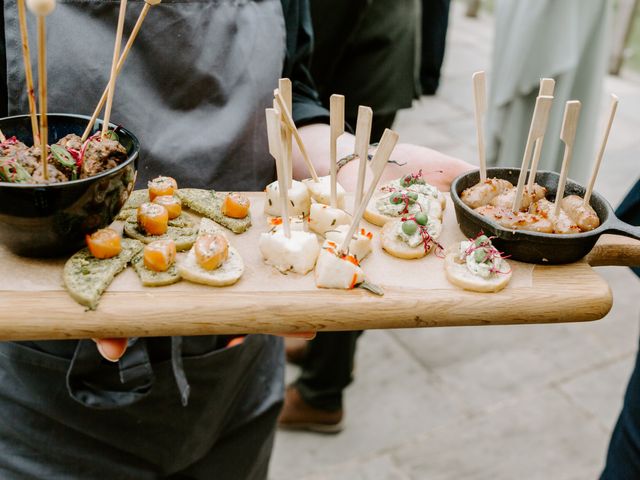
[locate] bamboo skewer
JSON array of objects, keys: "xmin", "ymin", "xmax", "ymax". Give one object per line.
[
  {"xmin": 101, "ymin": 0, "xmax": 128, "ymax": 138},
  {"xmin": 353, "ymin": 105, "xmax": 373, "ymax": 212},
  {"xmin": 330, "ymin": 95, "xmax": 345, "ymax": 208},
  {"xmin": 339, "ymin": 129, "xmax": 399, "ymax": 254},
  {"xmin": 512, "ymin": 95, "xmax": 554, "ymax": 212},
  {"xmin": 37, "ymin": 16, "xmax": 47, "ymax": 180},
  {"xmin": 472, "ymin": 71, "xmax": 487, "ymax": 182},
  {"xmin": 0, "ymin": 129, "xmax": 5, "ymax": 142},
  {"xmin": 554, "ymin": 101, "xmax": 582, "ymax": 217},
  {"xmin": 278, "ymin": 79, "xmax": 293, "ymax": 188},
  {"xmin": 584, "ymin": 94, "xmax": 618, "ymax": 205},
  {"xmin": 274, "ymin": 91, "xmax": 319, "ymax": 182},
  {"xmin": 526, "ymin": 78, "xmax": 556, "ymax": 190},
  {"xmin": 17, "ymin": 0, "xmax": 39, "ymax": 143},
  {"xmin": 27, "ymin": 0, "xmax": 56, "ymax": 181},
  {"xmin": 266, "ymin": 108, "xmax": 291, "ymax": 238},
  {"xmin": 82, "ymin": 0, "xmax": 160, "ymax": 142}
]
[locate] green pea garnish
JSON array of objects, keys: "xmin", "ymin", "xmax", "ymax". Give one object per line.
[
  {"xmin": 414, "ymin": 212, "xmax": 428, "ymax": 226},
  {"xmin": 390, "ymin": 193, "xmax": 403, "ymax": 204},
  {"xmin": 407, "ymin": 191, "xmax": 419, "ymax": 202},
  {"xmin": 474, "ymin": 249, "xmax": 488, "ymax": 263},
  {"xmin": 402, "ymin": 220, "xmax": 418, "ymax": 236},
  {"xmin": 475, "ymin": 235, "xmax": 489, "ymax": 246}
]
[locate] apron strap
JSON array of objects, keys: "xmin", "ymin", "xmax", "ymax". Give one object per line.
[
  {"xmin": 66, "ymin": 339, "xmax": 154, "ymax": 409},
  {"xmin": 171, "ymin": 336, "xmax": 191, "ymax": 407}
]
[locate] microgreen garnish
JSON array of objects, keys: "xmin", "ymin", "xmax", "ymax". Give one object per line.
[{"xmin": 462, "ymin": 231, "xmax": 511, "ymax": 275}]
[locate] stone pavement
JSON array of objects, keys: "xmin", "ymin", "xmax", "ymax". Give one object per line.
[{"xmin": 270, "ymin": 4, "xmax": 640, "ymax": 479}]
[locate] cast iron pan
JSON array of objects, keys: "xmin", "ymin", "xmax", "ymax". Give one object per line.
[{"xmin": 450, "ymin": 167, "xmax": 640, "ymax": 264}]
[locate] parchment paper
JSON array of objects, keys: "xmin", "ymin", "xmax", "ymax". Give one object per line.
[{"xmin": 0, "ymin": 193, "xmax": 533, "ymax": 294}]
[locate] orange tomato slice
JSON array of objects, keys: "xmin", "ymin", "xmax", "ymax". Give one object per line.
[
  {"xmin": 195, "ymin": 233, "xmax": 229, "ymax": 270},
  {"xmin": 148, "ymin": 176, "xmax": 178, "ymax": 201},
  {"xmin": 143, "ymin": 239, "xmax": 177, "ymax": 272},
  {"xmin": 153, "ymin": 195, "xmax": 182, "ymax": 219},
  {"xmin": 86, "ymin": 228, "xmax": 122, "ymax": 259},
  {"xmin": 138, "ymin": 203, "xmax": 169, "ymax": 235},
  {"xmin": 221, "ymin": 192, "xmax": 250, "ymax": 219}
]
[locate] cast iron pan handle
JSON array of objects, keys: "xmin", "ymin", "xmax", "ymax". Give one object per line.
[
  {"xmin": 587, "ymin": 215, "xmax": 640, "ymax": 267},
  {"xmin": 604, "ymin": 215, "xmax": 640, "ymax": 241}
]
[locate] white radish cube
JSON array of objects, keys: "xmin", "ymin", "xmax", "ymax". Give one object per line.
[
  {"xmin": 303, "ymin": 175, "xmax": 345, "ymax": 209},
  {"xmin": 264, "ymin": 180, "xmax": 311, "ymax": 217},
  {"xmin": 315, "ymin": 240, "xmax": 365, "ymax": 290},
  {"xmin": 324, "ymin": 224, "xmax": 373, "ymax": 262},
  {"xmin": 308, "ymin": 203, "xmax": 350, "ymax": 236},
  {"xmin": 259, "ymin": 229, "xmax": 319, "ymax": 275}
]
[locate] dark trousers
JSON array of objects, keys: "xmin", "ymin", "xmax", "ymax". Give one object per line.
[
  {"xmin": 420, "ymin": 0, "xmax": 451, "ymax": 95},
  {"xmin": 294, "ymin": 331, "xmax": 363, "ymax": 411}
]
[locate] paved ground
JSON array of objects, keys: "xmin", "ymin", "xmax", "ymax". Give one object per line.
[{"xmin": 270, "ymin": 4, "xmax": 640, "ymax": 479}]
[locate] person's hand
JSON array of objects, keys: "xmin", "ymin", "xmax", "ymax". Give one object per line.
[
  {"xmin": 94, "ymin": 337, "xmax": 128, "ymax": 362},
  {"xmin": 93, "ymin": 333, "xmax": 316, "ymax": 362},
  {"xmin": 337, "ymin": 143, "xmax": 474, "ymax": 193}
]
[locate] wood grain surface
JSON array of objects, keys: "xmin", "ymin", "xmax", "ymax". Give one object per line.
[{"xmin": 0, "ymin": 193, "xmax": 637, "ymax": 341}]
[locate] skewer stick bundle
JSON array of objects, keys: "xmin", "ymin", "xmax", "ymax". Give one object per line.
[
  {"xmin": 82, "ymin": 0, "xmax": 160, "ymax": 142},
  {"xmin": 353, "ymin": 105, "xmax": 373, "ymax": 212},
  {"xmin": 330, "ymin": 94, "xmax": 345, "ymax": 208},
  {"xmin": 265, "ymin": 108, "xmax": 291, "ymax": 238},
  {"xmin": 526, "ymin": 78, "xmax": 556, "ymax": 190},
  {"xmin": 512, "ymin": 95, "xmax": 553, "ymax": 212},
  {"xmin": 101, "ymin": 0, "xmax": 129, "ymax": 138},
  {"xmin": 553, "ymin": 101, "xmax": 582, "ymax": 217},
  {"xmin": 339, "ymin": 129, "xmax": 399, "ymax": 254},
  {"xmin": 17, "ymin": 0, "xmax": 40, "ymax": 143},
  {"xmin": 274, "ymin": 91, "xmax": 319, "ymax": 182},
  {"xmin": 472, "ymin": 71, "xmax": 487, "ymax": 182},
  {"xmin": 584, "ymin": 94, "xmax": 618, "ymax": 205},
  {"xmin": 27, "ymin": 0, "xmax": 56, "ymax": 181}
]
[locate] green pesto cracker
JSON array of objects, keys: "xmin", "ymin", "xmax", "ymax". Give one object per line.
[
  {"xmin": 64, "ymin": 238, "xmax": 143, "ymax": 310},
  {"xmin": 177, "ymin": 188, "xmax": 252, "ymax": 234}
]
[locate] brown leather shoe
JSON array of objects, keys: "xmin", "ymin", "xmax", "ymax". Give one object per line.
[
  {"xmin": 278, "ymin": 386, "xmax": 344, "ymax": 434},
  {"xmin": 284, "ymin": 338, "xmax": 309, "ymax": 366}
]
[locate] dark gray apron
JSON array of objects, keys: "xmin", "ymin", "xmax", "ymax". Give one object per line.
[
  {"xmin": 4, "ymin": 0, "xmax": 281, "ymax": 191},
  {"xmin": 1, "ymin": 0, "xmax": 285, "ymax": 477}
]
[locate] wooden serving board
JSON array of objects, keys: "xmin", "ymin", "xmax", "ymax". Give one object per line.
[{"xmin": 0, "ymin": 193, "xmax": 637, "ymax": 341}]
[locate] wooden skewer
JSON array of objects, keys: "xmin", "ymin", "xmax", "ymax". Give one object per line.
[
  {"xmin": 554, "ymin": 101, "xmax": 582, "ymax": 217},
  {"xmin": 17, "ymin": 0, "xmax": 39, "ymax": 143},
  {"xmin": 526, "ymin": 78, "xmax": 556, "ymax": 190},
  {"xmin": 584, "ymin": 94, "xmax": 618, "ymax": 205},
  {"xmin": 274, "ymin": 91, "xmax": 319, "ymax": 182},
  {"xmin": 0, "ymin": 129, "xmax": 5, "ymax": 142},
  {"xmin": 82, "ymin": 0, "xmax": 160, "ymax": 142},
  {"xmin": 353, "ymin": 105, "xmax": 373, "ymax": 212},
  {"xmin": 330, "ymin": 94, "xmax": 345, "ymax": 208},
  {"xmin": 266, "ymin": 108, "xmax": 291, "ymax": 238},
  {"xmin": 101, "ymin": 0, "xmax": 129, "ymax": 138},
  {"xmin": 27, "ymin": 0, "xmax": 56, "ymax": 181},
  {"xmin": 278, "ymin": 79, "xmax": 293, "ymax": 188},
  {"xmin": 512, "ymin": 95, "xmax": 554, "ymax": 212},
  {"xmin": 339, "ymin": 129, "xmax": 399, "ymax": 254},
  {"xmin": 472, "ymin": 71, "xmax": 487, "ymax": 182}
]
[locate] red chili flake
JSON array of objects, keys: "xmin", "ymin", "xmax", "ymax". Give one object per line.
[{"xmin": 349, "ymin": 273, "xmax": 358, "ymax": 289}]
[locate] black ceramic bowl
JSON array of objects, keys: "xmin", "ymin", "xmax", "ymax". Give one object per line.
[
  {"xmin": 451, "ymin": 167, "xmax": 640, "ymax": 264},
  {"xmin": 0, "ymin": 114, "xmax": 139, "ymax": 257}
]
